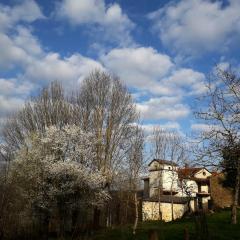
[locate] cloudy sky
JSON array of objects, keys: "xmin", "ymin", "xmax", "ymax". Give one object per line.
[{"xmin": 1, "ymin": 0, "xmax": 240, "ymax": 135}]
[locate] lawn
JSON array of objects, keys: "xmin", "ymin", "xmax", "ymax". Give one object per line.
[{"xmin": 94, "ymin": 210, "xmax": 240, "ymax": 240}]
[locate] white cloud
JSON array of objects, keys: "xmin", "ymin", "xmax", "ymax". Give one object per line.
[
  {"xmin": 139, "ymin": 122, "xmax": 184, "ymax": 143},
  {"xmin": 149, "ymin": 0, "xmax": 240, "ymax": 56},
  {"xmin": 0, "ymin": 32, "xmax": 29, "ymax": 68},
  {"xmin": 0, "ymin": 26, "xmax": 43, "ymax": 69},
  {"xmin": 0, "ymin": 77, "xmax": 35, "ymax": 123},
  {"xmin": 0, "ymin": 1, "xmax": 106, "ymax": 124},
  {"xmin": 56, "ymin": 0, "xmax": 134, "ymax": 46},
  {"xmin": 24, "ymin": 52, "xmax": 104, "ymax": 90},
  {"xmin": 57, "ymin": 0, "xmax": 105, "ymax": 24},
  {"xmin": 191, "ymin": 123, "xmax": 223, "ymax": 134},
  {"xmin": 14, "ymin": 26, "xmax": 43, "ymax": 56},
  {"xmin": 163, "ymin": 68, "xmax": 207, "ymax": 95},
  {"xmin": 0, "ymin": 78, "xmax": 34, "ymax": 96},
  {"xmin": 0, "ymin": 0, "xmax": 44, "ymax": 31},
  {"xmin": 0, "ymin": 95, "xmax": 25, "ymax": 117},
  {"xmin": 141, "ymin": 122, "xmax": 181, "ymax": 134},
  {"xmin": 0, "ymin": 24, "xmax": 103, "ymax": 89},
  {"xmin": 136, "ymin": 96, "xmax": 190, "ymax": 121},
  {"xmin": 0, "ymin": 1, "xmax": 207, "ymax": 128},
  {"xmin": 101, "ymin": 47, "xmax": 174, "ymax": 94},
  {"xmin": 216, "ymin": 61, "xmax": 230, "ymax": 71},
  {"xmin": 0, "ymin": 0, "xmax": 104, "ymax": 88},
  {"xmin": 0, "ymin": 0, "xmax": 44, "ymax": 69},
  {"xmin": 0, "ymin": 1, "xmax": 44, "ymax": 126},
  {"xmin": 165, "ymin": 69, "xmax": 204, "ymax": 86},
  {"xmin": 101, "ymin": 47, "xmax": 206, "ymax": 96}
]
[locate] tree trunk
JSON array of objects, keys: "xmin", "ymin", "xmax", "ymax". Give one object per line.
[
  {"xmin": 125, "ymin": 195, "xmax": 129, "ymax": 225},
  {"xmin": 171, "ymin": 194, "xmax": 174, "ymax": 221},
  {"xmin": 170, "ymin": 165, "xmax": 176, "ymax": 221},
  {"xmin": 133, "ymin": 192, "xmax": 138, "ymax": 235},
  {"xmin": 58, "ymin": 198, "xmax": 66, "ymax": 239},
  {"xmin": 231, "ymin": 161, "xmax": 240, "ymax": 224},
  {"xmin": 93, "ymin": 207, "xmax": 101, "ymax": 230},
  {"xmin": 170, "ymin": 181, "xmax": 174, "ymax": 221},
  {"xmin": 41, "ymin": 214, "xmax": 49, "ymax": 240},
  {"xmin": 187, "ymin": 199, "xmax": 192, "ymax": 214},
  {"xmin": 184, "ymin": 227, "xmax": 189, "ymax": 240},
  {"xmin": 148, "ymin": 229, "xmax": 158, "ymax": 240},
  {"xmin": 158, "ymin": 179, "xmax": 162, "ymax": 221}
]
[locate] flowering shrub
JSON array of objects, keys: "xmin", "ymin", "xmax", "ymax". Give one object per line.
[{"xmin": 8, "ymin": 125, "xmax": 110, "ymax": 213}]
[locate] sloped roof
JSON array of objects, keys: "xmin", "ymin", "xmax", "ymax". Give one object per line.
[
  {"xmin": 178, "ymin": 168, "xmax": 202, "ymax": 179},
  {"xmin": 211, "ymin": 171, "xmax": 220, "ymax": 177},
  {"xmin": 178, "ymin": 167, "xmax": 211, "ymax": 179},
  {"xmin": 148, "ymin": 159, "xmax": 178, "ymax": 167}
]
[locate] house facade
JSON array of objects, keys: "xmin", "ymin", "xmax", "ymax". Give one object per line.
[{"xmin": 142, "ymin": 159, "xmax": 212, "ymax": 221}]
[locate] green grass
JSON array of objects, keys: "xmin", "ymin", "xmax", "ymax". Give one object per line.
[{"xmin": 94, "ymin": 210, "xmax": 240, "ymax": 240}]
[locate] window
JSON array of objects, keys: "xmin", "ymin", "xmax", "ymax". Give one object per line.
[
  {"xmin": 203, "ymin": 171, "xmax": 206, "ymax": 176},
  {"xmin": 168, "ymin": 167, "xmax": 171, "ymax": 170}
]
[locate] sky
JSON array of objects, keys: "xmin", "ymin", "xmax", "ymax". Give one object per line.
[{"xmin": 0, "ymin": 0, "xmax": 240, "ymax": 136}]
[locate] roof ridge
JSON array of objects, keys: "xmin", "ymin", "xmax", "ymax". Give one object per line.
[{"xmin": 148, "ymin": 159, "xmax": 178, "ymax": 166}]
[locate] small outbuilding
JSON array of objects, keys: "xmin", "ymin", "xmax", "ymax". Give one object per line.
[{"xmin": 142, "ymin": 159, "xmax": 212, "ymax": 221}]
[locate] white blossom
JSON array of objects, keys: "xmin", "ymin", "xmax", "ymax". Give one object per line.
[{"xmin": 8, "ymin": 125, "xmax": 110, "ymax": 211}]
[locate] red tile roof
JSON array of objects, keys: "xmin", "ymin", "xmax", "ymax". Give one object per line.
[{"xmin": 178, "ymin": 167, "xmax": 202, "ymax": 179}]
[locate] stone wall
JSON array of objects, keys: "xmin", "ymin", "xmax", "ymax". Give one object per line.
[{"xmin": 142, "ymin": 201, "xmax": 188, "ymax": 222}]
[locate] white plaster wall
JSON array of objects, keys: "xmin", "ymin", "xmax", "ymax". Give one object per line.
[
  {"xmin": 149, "ymin": 170, "xmax": 162, "ymax": 197},
  {"xmin": 148, "ymin": 161, "xmax": 179, "ymax": 197},
  {"xmin": 142, "ymin": 201, "xmax": 188, "ymax": 222},
  {"xmin": 190, "ymin": 199, "xmax": 196, "ymax": 212},
  {"xmin": 181, "ymin": 180, "xmax": 198, "ymax": 197},
  {"xmin": 176, "ymin": 179, "xmax": 198, "ymax": 198},
  {"xmin": 194, "ymin": 169, "xmax": 211, "ymax": 179},
  {"xmin": 162, "ymin": 169, "xmax": 179, "ymax": 191},
  {"xmin": 201, "ymin": 184, "xmax": 209, "ymax": 193}
]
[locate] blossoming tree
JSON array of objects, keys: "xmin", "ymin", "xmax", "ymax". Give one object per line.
[{"xmin": 8, "ymin": 125, "xmax": 109, "ymax": 238}]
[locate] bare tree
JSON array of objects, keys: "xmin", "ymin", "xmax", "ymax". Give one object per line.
[
  {"xmin": 71, "ymin": 70, "xmax": 137, "ymax": 186},
  {"xmin": 168, "ymin": 132, "xmax": 188, "ymax": 221},
  {"xmin": 2, "ymin": 81, "xmax": 73, "ymax": 159},
  {"xmin": 126, "ymin": 125, "xmax": 144, "ymax": 234},
  {"xmin": 151, "ymin": 127, "xmax": 167, "ymax": 220},
  {"xmin": 179, "ymin": 178, "xmax": 197, "ymax": 214},
  {"xmin": 69, "ymin": 71, "xmax": 137, "ymax": 227},
  {"xmin": 1, "ymin": 70, "xmax": 138, "ymax": 231},
  {"xmin": 195, "ymin": 68, "xmax": 240, "ymax": 224},
  {"xmin": 150, "ymin": 127, "xmax": 188, "ymax": 221},
  {"xmin": 2, "ymin": 71, "xmax": 137, "ymax": 186}
]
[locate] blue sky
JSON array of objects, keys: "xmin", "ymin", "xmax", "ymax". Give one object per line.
[{"xmin": 0, "ymin": 0, "xmax": 240, "ymax": 136}]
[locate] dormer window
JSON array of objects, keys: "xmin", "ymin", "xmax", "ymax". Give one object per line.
[{"xmin": 168, "ymin": 167, "xmax": 171, "ymax": 170}]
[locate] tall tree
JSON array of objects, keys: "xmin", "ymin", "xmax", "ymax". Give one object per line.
[
  {"xmin": 126, "ymin": 125, "xmax": 144, "ymax": 234},
  {"xmin": 195, "ymin": 68, "xmax": 240, "ymax": 224},
  {"xmin": 1, "ymin": 70, "xmax": 138, "ymax": 230},
  {"xmin": 150, "ymin": 127, "xmax": 187, "ymax": 221},
  {"xmin": 2, "ymin": 81, "xmax": 73, "ymax": 158},
  {"xmin": 2, "ymin": 71, "xmax": 137, "ymax": 185},
  {"xmin": 1, "ymin": 125, "xmax": 109, "ymax": 239},
  {"xmin": 71, "ymin": 70, "xmax": 137, "ymax": 186}
]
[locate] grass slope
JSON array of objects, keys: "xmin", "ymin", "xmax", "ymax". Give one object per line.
[{"xmin": 94, "ymin": 210, "xmax": 240, "ymax": 240}]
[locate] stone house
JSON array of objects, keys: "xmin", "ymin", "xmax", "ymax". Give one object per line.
[{"xmin": 142, "ymin": 159, "xmax": 212, "ymax": 222}]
